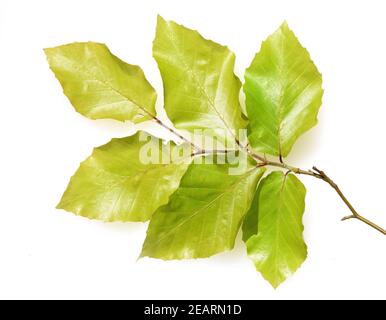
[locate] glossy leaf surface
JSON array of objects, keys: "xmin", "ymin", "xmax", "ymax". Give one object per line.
[
  {"xmin": 243, "ymin": 171, "xmax": 307, "ymax": 288},
  {"xmin": 153, "ymin": 16, "xmax": 247, "ymax": 141},
  {"xmin": 244, "ymin": 22, "xmax": 323, "ymax": 157},
  {"xmin": 57, "ymin": 133, "xmax": 190, "ymax": 222},
  {"xmin": 141, "ymin": 160, "xmax": 265, "ymax": 259},
  {"xmin": 45, "ymin": 42, "xmax": 157, "ymax": 123}
]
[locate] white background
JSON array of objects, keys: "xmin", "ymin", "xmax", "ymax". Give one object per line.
[{"xmin": 0, "ymin": 0, "xmax": 385, "ymax": 300}]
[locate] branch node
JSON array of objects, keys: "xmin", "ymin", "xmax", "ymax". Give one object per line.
[
  {"xmin": 312, "ymin": 166, "xmax": 324, "ymax": 175},
  {"xmin": 256, "ymin": 162, "xmax": 267, "ymax": 168}
]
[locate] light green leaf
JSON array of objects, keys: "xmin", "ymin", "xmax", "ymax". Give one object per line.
[
  {"xmin": 57, "ymin": 132, "xmax": 191, "ymax": 222},
  {"xmin": 243, "ymin": 171, "xmax": 307, "ymax": 288},
  {"xmin": 153, "ymin": 16, "xmax": 247, "ymax": 142},
  {"xmin": 45, "ymin": 42, "xmax": 157, "ymax": 123},
  {"xmin": 141, "ymin": 158, "xmax": 265, "ymax": 259},
  {"xmin": 244, "ymin": 22, "xmax": 323, "ymax": 157}
]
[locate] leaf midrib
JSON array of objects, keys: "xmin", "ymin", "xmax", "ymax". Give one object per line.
[
  {"xmin": 160, "ymin": 26, "xmax": 238, "ymax": 136},
  {"xmin": 61, "ymin": 55, "xmax": 155, "ymax": 118},
  {"xmin": 146, "ymin": 169, "xmax": 257, "ymax": 249}
]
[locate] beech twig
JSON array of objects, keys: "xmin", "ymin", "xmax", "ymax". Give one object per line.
[{"xmin": 152, "ymin": 116, "xmax": 386, "ymax": 236}]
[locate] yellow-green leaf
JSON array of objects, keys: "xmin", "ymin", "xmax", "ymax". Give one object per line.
[
  {"xmin": 244, "ymin": 22, "xmax": 323, "ymax": 157},
  {"xmin": 57, "ymin": 132, "xmax": 190, "ymax": 222},
  {"xmin": 243, "ymin": 171, "xmax": 307, "ymax": 288},
  {"xmin": 45, "ymin": 42, "xmax": 157, "ymax": 123},
  {"xmin": 153, "ymin": 16, "xmax": 247, "ymax": 142},
  {"xmin": 141, "ymin": 159, "xmax": 265, "ymax": 260}
]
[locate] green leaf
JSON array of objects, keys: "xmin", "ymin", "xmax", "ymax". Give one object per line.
[
  {"xmin": 243, "ymin": 171, "xmax": 307, "ymax": 288},
  {"xmin": 45, "ymin": 42, "xmax": 157, "ymax": 123},
  {"xmin": 153, "ymin": 16, "xmax": 247, "ymax": 142},
  {"xmin": 244, "ymin": 22, "xmax": 323, "ymax": 157},
  {"xmin": 141, "ymin": 159, "xmax": 265, "ymax": 260},
  {"xmin": 57, "ymin": 132, "xmax": 190, "ymax": 222}
]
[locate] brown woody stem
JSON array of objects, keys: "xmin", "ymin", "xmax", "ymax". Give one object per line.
[{"xmin": 310, "ymin": 167, "xmax": 386, "ymax": 235}]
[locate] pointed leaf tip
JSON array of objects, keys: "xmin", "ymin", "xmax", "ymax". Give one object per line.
[{"xmin": 280, "ymin": 20, "xmax": 289, "ymax": 30}]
